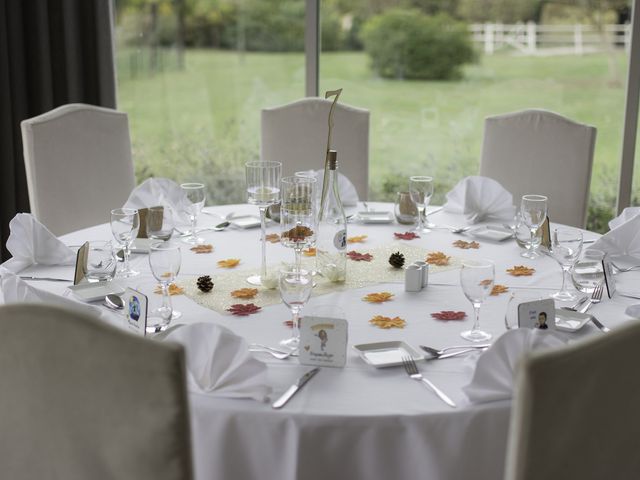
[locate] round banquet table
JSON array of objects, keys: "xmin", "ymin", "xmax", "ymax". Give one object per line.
[{"xmin": 18, "ymin": 203, "xmax": 640, "ymax": 480}]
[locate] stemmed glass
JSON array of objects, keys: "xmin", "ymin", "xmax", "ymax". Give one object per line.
[
  {"xmin": 148, "ymin": 242, "xmax": 181, "ymax": 332},
  {"xmin": 460, "ymin": 260, "xmax": 495, "ymax": 342},
  {"xmin": 409, "ymin": 176, "xmax": 434, "ymax": 232},
  {"xmin": 110, "ymin": 208, "xmax": 140, "ymax": 277},
  {"xmin": 520, "ymin": 194, "xmax": 548, "ymax": 259},
  {"xmin": 279, "ymin": 268, "xmax": 313, "ymax": 349},
  {"xmin": 147, "ymin": 205, "xmax": 175, "ymax": 241},
  {"xmin": 280, "ymin": 176, "xmax": 316, "ymax": 273},
  {"xmin": 549, "ymin": 227, "xmax": 583, "ymax": 301},
  {"xmin": 180, "ymin": 183, "xmax": 206, "ymax": 245}
]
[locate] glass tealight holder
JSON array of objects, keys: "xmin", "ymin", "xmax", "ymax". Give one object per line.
[
  {"xmin": 572, "ymin": 249, "xmax": 605, "ymax": 294},
  {"xmin": 394, "ymin": 191, "xmax": 419, "ymax": 225}
]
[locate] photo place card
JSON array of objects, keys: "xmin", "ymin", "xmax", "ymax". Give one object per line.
[
  {"xmin": 518, "ymin": 298, "xmax": 556, "ymax": 330},
  {"xmin": 299, "ymin": 316, "xmax": 348, "ymax": 368},
  {"xmin": 124, "ymin": 287, "xmax": 148, "ymax": 336},
  {"xmin": 73, "ymin": 241, "xmax": 90, "ymax": 285},
  {"xmin": 602, "ymin": 255, "xmax": 616, "ymax": 298},
  {"xmin": 540, "ymin": 216, "xmax": 551, "ymax": 250}
]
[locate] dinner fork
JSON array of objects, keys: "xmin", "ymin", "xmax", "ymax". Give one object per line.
[
  {"xmin": 401, "ymin": 356, "xmax": 456, "ymax": 408},
  {"xmin": 579, "ymin": 283, "xmax": 604, "ymax": 314}
]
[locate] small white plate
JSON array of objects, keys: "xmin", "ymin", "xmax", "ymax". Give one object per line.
[
  {"xmin": 357, "ymin": 211, "xmax": 394, "ymax": 224},
  {"xmin": 468, "ymin": 224, "xmax": 513, "ymax": 242},
  {"xmin": 68, "ymin": 282, "xmax": 125, "ymax": 302},
  {"xmin": 353, "ymin": 341, "xmax": 423, "ymax": 368},
  {"xmin": 555, "ymin": 309, "xmax": 591, "ymax": 332},
  {"xmin": 230, "ymin": 215, "xmax": 261, "ymax": 229}
]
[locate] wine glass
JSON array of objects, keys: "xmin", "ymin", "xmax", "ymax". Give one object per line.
[
  {"xmin": 549, "ymin": 227, "xmax": 583, "ymax": 301},
  {"xmin": 148, "ymin": 241, "xmax": 181, "ymax": 332},
  {"xmin": 147, "ymin": 205, "xmax": 175, "ymax": 241},
  {"xmin": 246, "ymin": 161, "xmax": 282, "ymax": 286},
  {"xmin": 279, "ymin": 268, "xmax": 313, "ymax": 349},
  {"xmin": 180, "ymin": 183, "xmax": 206, "ymax": 245},
  {"xmin": 409, "ymin": 176, "xmax": 434, "ymax": 233},
  {"xmin": 520, "ymin": 194, "xmax": 548, "ymax": 259},
  {"xmin": 110, "ymin": 208, "xmax": 140, "ymax": 277},
  {"xmin": 280, "ymin": 176, "xmax": 316, "ymax": 273},
  {"xmin": 460, "ymin": 260, "xmax": 494, "ymax": 342}
]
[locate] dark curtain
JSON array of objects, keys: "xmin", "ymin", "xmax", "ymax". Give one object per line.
[{"xmin": 0, "ymin": 0, "xmax": 116, "ymax": 261}]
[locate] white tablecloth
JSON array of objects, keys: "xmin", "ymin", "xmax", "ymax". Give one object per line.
[{"xmin": 7, "ymin": 203, "xmax": 640, "ymax": 480}]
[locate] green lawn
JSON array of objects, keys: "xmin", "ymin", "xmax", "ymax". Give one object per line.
[{"xmin": 117, "ymin": 48, "xmax": 633, "ymax": 231}]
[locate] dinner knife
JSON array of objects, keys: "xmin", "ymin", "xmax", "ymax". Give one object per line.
[
  {"xmin": 272, "ymin": 367, "xmax": 319, "ymax": 409},
  {"xmin": 19, "ymin": 276, "xmax": 72, "ymax": 282}
]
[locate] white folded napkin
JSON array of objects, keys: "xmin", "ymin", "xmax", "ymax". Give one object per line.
[
  {"xmin": 591, "ymin": 212, "xmax": 640, "ymax": 257},
  {"xmin": 123, "ymin": 177, "xmax": 189, "ymax": 222},
  {"xmin": 444, "ymin": 176, "xmax": 515, "ymax": 224},
  {"xmin": 462, "ymin": 328, "xmax": 567, "ymax": 404},
  {"xmin": 608, "ymin": 207, "xmax": 640, "ymax": 230},
  {"xmin": 2, "ymin": 213, "xmax": 76, "ymax": 273},
  {"xmin": 164, "ymin": 322, "xmax": 271, "ymax": 401},
  {"xmin": 297, "ymin": 170, "xmax": 359, "ymax": 207}
]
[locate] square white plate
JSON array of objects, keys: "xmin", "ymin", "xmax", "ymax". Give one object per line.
[
  {"xmin": 468, "ymin": 224, "xmax": 513, "ymax": 242},
  {"xmin": 68, "ymin": 282, "xmax": 125, "ymax": 302},
  {"xmin": 357, "ymin": 211, "xmax": 394, "ymax": 224},
  {"xmin": 230, "ymin": 215, "xmax": 261, "ymax": 229},
  {"xmin": 353, "ymin": 341, "xmax": 423, "ymax": 368},
  {"xmin": 555, "ymin": 309, "xmax": 591, "ymax": 332}
]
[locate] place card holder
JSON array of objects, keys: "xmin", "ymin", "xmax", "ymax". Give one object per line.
[
  {"xmin": 517, "ymin": 298, "xmax": 555, "ymax": 330},
  {"xmin": 299, "ymin": 316, "xmax": 348, "ymax": 368},
  {"xmin": 540, "ymin": 216, "xmax": 551, "ymax": 250},
  {"xmin": 73, "ymin": 241, "xmax": 90, "ymax": 285},
  {"xmin": 602, "ymin": 254, "xmax": 616, "ymax": 298},
  {"xmin": 124, "ymin": 287, "xmax": 148, "ymax": 336},
  {"xmin": 136, "ymin": 206, "xmax": 164, "ymax": 239}
]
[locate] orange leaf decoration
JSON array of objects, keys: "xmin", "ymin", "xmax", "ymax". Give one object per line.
[
  {"xmin": 394, "ymin": 231, "xmax": 420, "ymax": 240},
  {"xmin": 507, "ymin": 265, "xmax": 535, "ymax": 277},
  {"xmin": 369, "ymin": 315, "xmax": 406, "ymax": 329},
  {"xmin": 190, "ymin": 244, "xmax": 214, "ymax": 254},
  {"xmin": 426, "ymin": 251, "xmax": 450, "ymax": 266},
  {"xmin": 452, "ymin": 240, "xmax": 480, "ymax": 250},
  {"xmin": 227, "ymin": 303, "xmax": 261, "ymax": 316},
  {"xmin": 302, "ymin": 247, "xmax": 316, "ymax": 257},
  {"xmin": 363, "ymin": 292, "xmax": 394, "ymax": 303},
  {"xmin": 160, "ymin": 272, "xmax": 172, "ymax": 278},
  {"xmin": 218, "ymin": 258, "xmax": 241, "ymax": 268},
  {"xmin": 431, "ymin": 311, "xmax": 467, "ymax": 320},
  {"xmin": 282, "ymin": 225, "xmax": 314, "ymax": 242},
  {"xmin": 491, "ymin": 284, "xmax": 509, "ymax": 296},
  {"xmin": 231, "ymin": 288, "xmax": 258, "ymax": 299},
  {"xmin": 265, "ymin": 233, "xmax": 280, "ymax": 244},
  {"xmin": 347, "ymin": 235, "xmax": 368, "ymax": 244},
  {"xmin": 347, "ymin": 250, "xmax": 373, "ymax": 262},
  {"xmin": 154, "ymin": 283, "xmax": 185, "ymax": 295}
]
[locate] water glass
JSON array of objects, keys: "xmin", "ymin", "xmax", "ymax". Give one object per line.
[
  {"xmin": 147, "ymin": 205, "xmax": 175, "ymax": 241},
  {"xmin": 409, "ymin": 176, "xmax": 434, "ymax": 232},
  {"xmin": 148, "ymin": 242, "xmax": 181, "ymax": 332},
  {"xmin": 394, "ymin": 191, "xmax": 419, "ymax": 225},
  {"xmin": 520, "ymin": 195, "xmax": 548, "ymax": 259},
  {"xmin": 85, "ymin": 241, "xmax": 116, "ymax": 282},
  {"xmin": 549, "ymin": 228, "xmax": 583, "ymax": 301},
  {"xmin": 110, "ymin": 208, "xmax": 140, "ymax": 277},
  {"xmin": 572, "ymin": 249, "xmax": 605, "ymax": 293},
  {"xmin": 180, "ymin": 183, "xmax": 206, "ymax": 245},
  {"xmin": 460, "ymin": 260, "xmax": 494, "ymax": 342},
  {"xmin": 279, "ymin": 268, "xmax": 313, "ymax": 349},
  {"xmin": 280, "ymin": 176, "xmax": 317, "ymax": 272}
]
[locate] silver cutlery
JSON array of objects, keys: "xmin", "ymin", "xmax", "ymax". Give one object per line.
[
  {"xmin": 249, "ymin": 348, "xmax": 295, "ymax": 360},
  {"xmin": 272, "ymin": 367, "xmax": 320, "ymax": 409},
  {"xmin": 589, "ymin": 315, "xmax": 610, "ymax": 333},
  {"xmin": 612, "ymin": 263, "xmax": 640, "ymax": 273},
  {"xmin": 19, "ymin": 276, "xmax": 72, "ymax": 282},
  {"xmin": 429, "ymin": 225, "xmax": 471, "ymax": 234},
  {"xmin": 578, "ymin": 283, "xmax": 604, "ymax": 314},
  {"xmin": 103, "ymin": 294, "xmax": 124, "ymax": 311},
  {"xmin": 249, "ymin": 343, "xmax": 298, "ymax": 356},
  {"xmin": 420, "ymin": 344, "xmax": 490, "ymax": 359},
  {"xmin": 401, "ymin": 356, "xmax": 456, "ymax": 408}
]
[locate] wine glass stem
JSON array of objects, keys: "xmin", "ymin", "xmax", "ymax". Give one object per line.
[
  {"xmin": 472, "ymin": 303, "xmax": 481, "ymax": 332},
  {"xmin": 291, "ymin": 307, "xmax": 300, "ymax": 339},
  {"xmin": 417, "ymin": 207, "xmax": 424, "ymax": 231},
  {"xmin": 190, "ymin": 215, "xmax": 197, "ymax": 237},
  {"xmin": 259, "ymin": 206, "xmax": 268, "ymax": 280},
  {"xmin": 161, "ymin": 283, "xmax": 172, "ymax": 319},
  {"xmin": 123, "ymin": 244, "xmax": 131, "ymax": 272},
  {"xmin": 560, "ymin": 265, "xmax": 570, "ymax": 293},
  {"xmin": 295, "ymin": 247, "xmax": 302, "ymax": 273},
  {"xmin": 529, "ymin": 228, "xmax": 537, "ymax": 253}
]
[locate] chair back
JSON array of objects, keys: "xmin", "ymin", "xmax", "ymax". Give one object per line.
[
  {"xmin": 21, "ymin": 103, "xmax": 136, "ymax": 235},
  {"xmin": 480, "ymin": 109, "xmax": 596, "ymax": 227},
  {"xmin": 261, "ymin": 98, "xmax": 370, "ymax": 200},
  {"xmin": 504, "ymin": 322, "xmax": 640, "ymax": 480},
  {"xmin": 0, "ymin": 303, "xmax": 193, "ymax": 480}
]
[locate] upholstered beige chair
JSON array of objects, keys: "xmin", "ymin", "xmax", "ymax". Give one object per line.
[
  {"xmin": 261, "ymin": 98, "xmax": 370, "ymax": 200},
  {"xmin": 505, "ymin": 322, "xmax": 640, "ymax": 480},
  {"xmin": 480, "ymin": 109, "xmax": 596, "ymax": 228},
  {"xmin": 21, "ymin": 103, "xmax": 136, "ymax": 235},
  {"xmin": 0, "ymin": 303, "xmax": 193, "ymax": 480}
]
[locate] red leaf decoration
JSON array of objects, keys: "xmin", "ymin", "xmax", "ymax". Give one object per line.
[
  {"xmin": 227, "ymin": 303, "xmax": 261, "ymax": 316},
  {"xmin": 347, "ymin": 250, "xmax": 373, "ymax": 262},
  {"xmin": 394, "ymin": 231, "xmax": 420, "ymax": 240},
  {"xmin": 431, "ymin": 310, "xmax": 467, "ymax": 321}
]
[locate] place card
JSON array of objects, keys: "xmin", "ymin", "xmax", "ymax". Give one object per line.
[
  {"xmin": 518, "ymin": 298, "xmax": 555, "ymax": 330},
  {"xmin": 299, "ymin": 316, "xmax": 348, "ymax": 368},
  {"xmin": 602, "ymin": 254, "xmax": 616, "ymax": 298},
  {"xmin": 73, "ymin": 241, "xmax": 89, "ymax": 285},
  {"xmin": 136, "ymin": 206, "xmax": 164, "ymax": 239},
  {"xmin": 540, "ymin": 216, "xmax": 551, "ymax": 250},
  {"xmin": 124, "ymin": 287, "xmax": 148, "ymax": 336}
]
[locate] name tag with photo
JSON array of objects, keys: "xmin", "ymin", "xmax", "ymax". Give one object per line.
[
  {"xmin": 299, "ymin": 317, "xmax": 348, "ymax": 368},
  {"xmin": 518, "ymin": 299, "xmax": 555, "ymax": 330},
  {"xmin": 74, "ymin": 241, "xmax": 90, "ymax": 285},
  {"xmin": 124, "ymin": 287, "xmax": 148, "ymax": 336}
]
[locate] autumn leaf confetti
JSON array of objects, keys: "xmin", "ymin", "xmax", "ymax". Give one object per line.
[
  {"xmin": 507, "ymin": 265, "xmax": 535, "ymax": 277},
  {"xmin": 431, "ymin": 311, "xmax": 467, "ymax": 321},
  {"xmin": 347, "ymin": 235, "xmax": 368, "ymax": 244},
  {"xmin": 426, "ymin": 251, "xmax": 450, "ymax": 266},
  {"xmin": 452, "ymin": 240, "xmax": 480, "ymax": 250},
  {"xmin": 394, "ymin": 231, "xmax": 420, "ymax": 240},
  {"xmin": 231, "ymin": 288, "xmax": 259, "ymax": 299},
  {"xmin": 369, "ymin": 315, "xmax": 406, "ymax": 329},
  {"xmin": 154, "ymin": 283, "xmax": 185, "ymax": 295},
  {"xmin": 218, "ymin": 258, "xmax": 241, "ymax": 268},
  {"xmin": 347, "ymin": 251, "xmax": 373, "ymax": 262},
  {"xmin": 190, "ymin": 244, "xmax": 214, "ymax": 254},
  {"xmin": 362, "ymin": 292, "xmax": 394, "ymax": 303},
  {"xmin": 265, "ymin": 233, "xmax": 280, "ymax": 243},
  {"xmin": 491, "ymin": 284, "xmax": 509, "ymax": 296},
  {"xmin": 227, "ymin": 303, "xmax": 261, "ymax": 316},
  {"xmin": 302, "ymin": 247, "xmax": 316, "ymax": 257}
]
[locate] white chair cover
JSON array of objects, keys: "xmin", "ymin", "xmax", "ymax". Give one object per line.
[
  {"xmin": 21, "ymin": 103, "xmax": 136, "ymax": 235},
  {"xmin": 261, "ymin": 98, "xmax": 370, "ymax": 200},
  {"xmin": 480, "ymin": 109, "xmax": 596, "ymax": 228},
  {"xmin": 504, "ymin": 321, "xmax": 640, "ymax": 480},
  {"xmin": 0, "ymin": 304, "xmax": 193, "ymax": 480}
]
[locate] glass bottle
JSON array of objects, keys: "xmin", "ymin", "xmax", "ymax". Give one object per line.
[{"xmin": 316, "ymin": 150, "xmax": 347, "ymax": 282}]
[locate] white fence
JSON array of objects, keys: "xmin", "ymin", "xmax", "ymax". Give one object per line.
[{"xmin": 470, "ymin": 23, "xmax": 631, "ymax": 55}]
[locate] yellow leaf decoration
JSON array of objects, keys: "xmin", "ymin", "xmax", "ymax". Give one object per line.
[
  {"xmin": 347, "ymin": 235, "xmax": 368, "ymax": 244},
  {"xmin": 452, "ymin": 240, "xmax": 480, "ymax": 250},
  {"xmin": 491, "ymin": 284, "xmax": 509, "ymax": 296},
  {"xmin": 369, "ymin": 315, "xmax": 406, "ymax": 329},
  {"xmin": 507, "ymin": 265, "xmax": 535, "ymax": 277},
  {"xmin": 218, "ymin": 258, "xmax": 241, "ymax": 268},
  {"xmin": 265, "ymin": 233, "xmax": 280, "ymax": 244},
  {"xmin": 154, "ymin": 283, "xmax": 185, "ymax": 295},
  {"xmin": 231, "ymin": 288, "xmax": 258, "ymax": 299},
  {"xmin": 426, "ymin": 251, "xmax": 450, "ymax": 266},
  {"xmin": 302, "ymin": 247, "xmax": 316, "ymax": 257},
  {"xmin": 363, "ymin": 292, "xmax": 394, "ymax": 303},
  {"xmin": 190, "ymin": 244, "xmax": 214, "ymax": 254}
]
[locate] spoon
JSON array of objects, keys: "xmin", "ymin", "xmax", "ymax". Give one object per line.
[
  {"xmin": 420, "ymin": 344, "xmax": 490, "ymax": 359},
  {"xmin": 249, "ymin": 348, "xmax": 296, "ymax": 360},
  {"xmin": 103, "ymin": 294, "xmax": 124, "ymax": 310}
]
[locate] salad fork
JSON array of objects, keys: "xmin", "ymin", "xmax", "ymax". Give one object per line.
[
  {"xmin": 401, "ymin": 356, "xmax": 456, "ymax": 408},
  {"xmin": 579, "ymin": 283, "xmax": 603, "ymax": 314}
]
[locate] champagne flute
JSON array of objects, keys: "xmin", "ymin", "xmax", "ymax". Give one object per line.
[
  {"xmin": 460, "ymin": 260, "xmax": 494, "ymax": 342},
  {"xmin": 549, "ymin": 227, "xmax": 583, "ymax": 301},
  {"xmin": 246, "ymin": 161, "xmax": 282, "ymax": 286},
  {"xmin": 147, "ymin": 205, "xmax": 175, "ymax": 241},
  {"xmin": 148, "ymin": 242, "xmax": 181, "ymax": 332},
  {"xmin": 279, "ymin": 268, "xmax": 313, "ymax": 349},
  {"xmin": 409, "ymin": 176, "xmax": 434, "ymax": 233},
  {"xmin": 280, "ymin": 176, "xmax": 316, "ymax": 273},
  {"xmin": 110, "ymin": 208, "xmax": 140, "ymax": 277},
  {"xmin": 520, "ymin": 194, "xmax": 548, "ymax": 259},
  {"xmin": 180, "ymin": 183, "xmax": 206, "ymax": 245}
]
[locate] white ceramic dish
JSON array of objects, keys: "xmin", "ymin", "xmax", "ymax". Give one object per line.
[
  {"xmin": 353, "ymin": 341, "xmax": 423, "ymax": 368},
  {"xmin": 468, "ymin": 224, "xmax": 513, "ymax": 242},
  {"xmin": 555, "ymin": 309, "xmax": 591, "ymax": 332},
  {"xmin": 230, "ymin": 215, "xmax": 261, "ymax": 229},
  {"xmin": 68, "ymin": 282, "xmax": 125, "ymax": 302},
  {"xmin": 357, "ymin": 211, "xmax": 394, "ymax": 224}
]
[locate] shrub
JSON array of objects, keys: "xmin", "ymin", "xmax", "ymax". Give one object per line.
[{"xmin": 360, "ymin": 9, "xmax": 476, "ymax": 80}]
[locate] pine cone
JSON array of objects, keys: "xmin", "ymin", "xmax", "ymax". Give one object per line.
[
  {"xmin": 197, "ymin": 275, "xmax": 214, "ymax": 292},
  {"xmin": 388, "ymin": 252, "xmax": 405, "ymax": 269}
]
